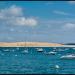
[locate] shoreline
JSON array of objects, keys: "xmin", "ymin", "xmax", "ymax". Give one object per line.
[
  {"xmin": 0, "ymin": 46, "xmax": 75, "ymax": 47},
  {"xmin": 0, "ymin": 42, "xmax": 63, "ymax": 47},
  {"xmin": 0, "ymin": 42, "xmax": 75, "ymax": 47}
]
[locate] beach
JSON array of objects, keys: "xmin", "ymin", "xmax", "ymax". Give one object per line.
[{"xmin": 0, "ymin": 42, "xmax": 63, "ymax": 47}]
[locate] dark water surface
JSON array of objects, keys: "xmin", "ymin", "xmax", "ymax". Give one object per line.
[{"xmin": 0, "ymin": 47, "xmax": 75, "ymax": 74}]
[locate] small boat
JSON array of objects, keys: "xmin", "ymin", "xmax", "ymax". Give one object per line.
[
  {"xmin": 22, "ymin": 50, "xmax": 28, "ymax": 53},
  {"xmin": 55, "ymin": 65, "xmax": 60, "ymax": 69},
  {"xmin": 60, "ymin": 54, "xmax": 75, "ymax": 59},
  {"xmin": 45, "ymin": 51, "xmax": 56, "ymax": 55},
  {"xmin": 53, "ymin": 49, "xmax": 56, "ymax": 51},
  {"xmin": 37, "ymin": 48, "xmax": 43, "ymax": 52}
]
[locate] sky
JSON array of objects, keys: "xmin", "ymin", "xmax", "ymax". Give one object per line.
[{"xmin": 0, "ymin": 1, "xmax": 75, "ymax": 43}]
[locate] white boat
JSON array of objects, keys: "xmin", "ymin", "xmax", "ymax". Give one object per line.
[
  {"xmin": 53, "ymin": 49, "xmax": 56, "ymax": 51},
  {"xmin": 22, "ymin": 50, "xmax": 28, "ymax": 53},
  {"xmin": 45, "ymin": 51, "xmax": 56, "ymax": 55},
  {"xmin": 37, "ymin": 48, "xmax": 43, "ymax": 52},
  {"xmin": 55, "ymin": 65, "xmax": 60, "ymax": 69},
  {"xmin": 60, "ymin": 54, "xmax": 75, "ymax": 59}
]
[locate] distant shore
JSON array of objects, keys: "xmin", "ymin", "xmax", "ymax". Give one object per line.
[{"xmin": 0, "ymin": 42, "xmax": 63, "ymax": 47}]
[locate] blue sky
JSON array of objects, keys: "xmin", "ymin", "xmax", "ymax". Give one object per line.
[{"xmin": 0, "ymin": 1, "xmax": 75, "ymax": 43}]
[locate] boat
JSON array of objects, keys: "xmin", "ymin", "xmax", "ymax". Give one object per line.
[
  {"xmin": 45, "ymin": 51, "xmax": 56, "ymax": 55},
  {"xmin": 53, "ymin": 49, "xmax": 57, "ymax": 51},
  {"xmin": 60, "ymin": 54, "xmax": 75, "ymax": 59},
  {"xmin": 37, "ymin": 48, "xmax": 43, "ymax": 52},
  {"xmin": 55, "ymin": 65, "xmax": 60, "ymax": 69},
  {"xmin": 22, "ymin": 50, "xmax": 28, "ymax": 53}
]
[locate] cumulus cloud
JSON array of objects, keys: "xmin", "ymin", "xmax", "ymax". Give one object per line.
[
  {"xmin": 0, "ymin": 5, "xmax": 37, "ymax": 26},
  {"xmin": 62, "ymin": 23, "xmax": 75, "ymax": 30},
  {"xmin": 13, "ymin": 17, "xmax": 37, "ymax": 26},
  {"xmin": 53, "ymin": 10, "xmax": 69, "ymax": 15}
]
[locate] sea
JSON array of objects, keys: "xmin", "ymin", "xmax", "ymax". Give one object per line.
[{"xmin": 0, "ymin": 47, "xmax": 75, "ymax": 74}]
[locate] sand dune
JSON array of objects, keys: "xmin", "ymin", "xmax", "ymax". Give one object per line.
[{"xmin": 0, "ymin": 42, "xmax": 63, "ymax": 47}]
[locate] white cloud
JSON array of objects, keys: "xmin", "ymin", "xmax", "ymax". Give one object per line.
[
  {"xmin": 0, "ymin": 5, "xmax": 23, "ymax": 19},
  {"xmin": 68, "ymin": 1, "xmax": 75, "ymax": 4},
  {"xmin": 53, "ymin": 10, "xmax": 69, "ymax": 15},
  {"xmin": 0, "ymin": 5, "xmax": 37, "ymax": 26},
  {"xmin": 13, "ymin": 17, "xmax": 37, "ymax": 26},
  {"xmin": 62, "ymin": 23, "xmax": 75, "ymax": 30}
]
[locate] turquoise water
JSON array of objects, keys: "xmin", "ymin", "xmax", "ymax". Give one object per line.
[{"xmin": 0, "ymin": 47, "xmax": 75, "ymax": 74}]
